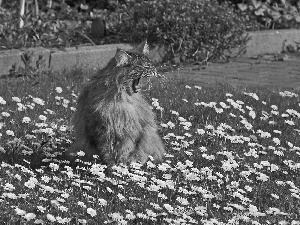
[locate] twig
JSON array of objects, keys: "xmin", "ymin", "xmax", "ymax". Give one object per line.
[
  {"xmin": 74, "ymin": 30, "xmax": 96, "ymax": 46},
  {"xmin": 34, "ymin": 0, "xmax": 39, "ymax": 17},
  {"xmin": 192, "ymin": 47, "xmax": 199, "ymax": 57},
  {"xmin": 198, "ymin": 51, "xmax": 210, "ymax": 66},
  {"xmin": 19, "ymin": 0, "xmax": 26, "ymax": 28},
  {"xmin": 47, "ymin": 0, "xmax": 52, "ymax": 9}
]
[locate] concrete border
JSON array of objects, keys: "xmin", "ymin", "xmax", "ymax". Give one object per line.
[
  {"xmin": 0, "ymin": 29, "xmax": 300, "ymax": 76},
  {"xmin": 245, "ymin": 29, "xmax": 300, "ymax": 56},
  {"xmin": 0, "ymin": 44, "xmax": 132, "ymax": 76}
]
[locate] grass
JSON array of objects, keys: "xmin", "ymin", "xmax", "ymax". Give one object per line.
[{"xmin": 0, "ymin": 68, "xmax": 300, "ymax": 224}]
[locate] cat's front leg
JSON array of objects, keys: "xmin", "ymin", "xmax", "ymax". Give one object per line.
[{"xmin": 131, "ymin": 126, "xmax": 165, "ymax": 164}]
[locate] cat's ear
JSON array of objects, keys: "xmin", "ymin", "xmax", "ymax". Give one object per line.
[
  {"xmin": 115, "ymin": 49, "xmax": 131, "ymax": 66},
  {"xmin": 134, "ymin": 40, "xmax": 149, "ymax": 55}
]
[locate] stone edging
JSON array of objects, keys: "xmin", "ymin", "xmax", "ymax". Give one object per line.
[
  {"xmin": 0, "ymin": 44, "xmax": 132, "ymax": 77},
  {"xmin": 0, "ymin": 29, "xmax": 300, "ymax": 77},
  {"xmin": 246, "ymin": 29, "xmax": 300, "ymax": 56}
]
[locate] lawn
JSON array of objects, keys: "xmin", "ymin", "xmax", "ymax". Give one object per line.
[{"xmin": 0, "ymin": 69, "xmax": 299, "ymax": 224}]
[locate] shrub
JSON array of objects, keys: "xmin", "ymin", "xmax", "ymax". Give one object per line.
[
  {"xmin": 0, "ymin": 1, "xmax": 92, "ymax": 50},
  {"xmin": 104, "ymin": 0, "xmax": 250, "ymax": 63},
  {"xmin": 1, "ymin": 0, "xmax": 250, "ymax": 64},
  {"xmin": 240, "ymin": 0, "xmax": 300, "ymax": 29},
  {"xmin": 221, "ymin": 0, "xmax": 300, "ymax": 30}
]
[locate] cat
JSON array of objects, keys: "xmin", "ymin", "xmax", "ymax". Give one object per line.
[{"xmin": 67, "ymin": 41, "xmax": 165, "ymax": 166}]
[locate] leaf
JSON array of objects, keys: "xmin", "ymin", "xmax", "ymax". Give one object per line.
[
  {"xmin": 287, "ymin": 6, "xmax": 298, "ymax": 14},
  {"xmin": 80, "ymin": 4, "xmax": 89, "ymax": 10},
  {"xmin": 270, "ymin": 10, "xmax": 282, "ymax": 21},
  {"xmin": 295, "ymin": 15, "xmax": 300, "ymax": 23},
  {"xmin": 254, "ymin": 8, "xmax": 266, "ymax": 16},
  {"xmin": 283, "ymin": 14, "xmax": 293, "ymax": 21},
  {"xmin": 237, "ymin": 3, "xmax": 248, "ymax": 12},
  {"xmin": 251, "ymin": 0, "xmax": 262, "ymax": 9}
]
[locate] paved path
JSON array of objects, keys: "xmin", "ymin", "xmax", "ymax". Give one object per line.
[{"xmin": 163, "ymin": 53, "xmax": 300, "ymax": 90}]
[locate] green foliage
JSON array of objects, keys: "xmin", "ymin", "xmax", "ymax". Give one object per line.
[
  {"xmin": 237, "ymin": 0, "xmax": 300, "ymax": 30},
  {"xmin": 0, "ymin": 1, "xmax": 92, "ymax": 50},
  {"xmin": 105, "ymin": 0, "xmax": 250, "ymax": 63},
  {"xmin": 0, "ymin": 0, "xmax": 250, "ymax": 63},
  {"xmin": 8, "ymin": 52, "xmax": 49, "ymax": 79},
  {"xmin": 1, "ymin": 0, "xmax": 300, "ymax": 62}
]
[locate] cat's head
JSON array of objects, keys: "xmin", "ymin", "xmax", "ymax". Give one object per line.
[{"xmin": 113, "ymin": 40, "xmax": 158, "ymax": 95}]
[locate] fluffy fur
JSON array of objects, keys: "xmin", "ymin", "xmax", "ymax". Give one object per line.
[{"xmin": 67, "ymin": 41, "xmax": 165, "ymax": 165}]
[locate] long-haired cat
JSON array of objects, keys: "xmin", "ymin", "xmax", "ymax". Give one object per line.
[{"xmin": 67, "ymin": 41, "xmax": 165, "ymax": 165}]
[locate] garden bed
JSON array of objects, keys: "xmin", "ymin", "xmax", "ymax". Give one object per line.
[{"xmin": 1, "ymin": 29, "xmax": 300, "ymax": 77}]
